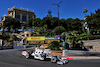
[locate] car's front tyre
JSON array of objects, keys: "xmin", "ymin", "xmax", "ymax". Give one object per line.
[{"xmin": 25, "ymin": 54, "xmax": 29, "ymax": 59}]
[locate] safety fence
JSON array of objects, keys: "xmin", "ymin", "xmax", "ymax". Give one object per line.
[
  {"xmin": 0, "ymin": 45, "xmax": 26, "ymax": 50},
  {"xmin": 63, "ymin": 50, "xmax": 100, "ymax": 57}
]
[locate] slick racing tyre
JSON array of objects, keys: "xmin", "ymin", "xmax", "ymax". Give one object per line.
[
  {"xmin": 25, "ymin": 54, "xmax": 29, "ymax": 59},
  {"xmin": 51, "ymin": 57, "xmax": 57, "ymax": 63}
]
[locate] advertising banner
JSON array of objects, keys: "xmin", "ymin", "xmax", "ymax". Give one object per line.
[
  {"xmin": 45, "ymin": 37, "xmax": 55, "ymax": 40},
  {"xmin": 27, "ymin": 37, "xmax": 45, "ymax": 41},
  {"xmin": 55, "ymin": 36, "xmax": 62, "ymax": 40},
  {"xmin": 28, "ymin": 41, "xmax": 44, "ymax": 43}
]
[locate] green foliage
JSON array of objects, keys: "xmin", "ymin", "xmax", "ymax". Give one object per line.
[
  {"xmin": 65, "ymin": 18, "xmax": 82, "ymax": 32},
  {"xmin": 0, "ymin": 34, "xmax": 10, "ymax": 40},
  {"xmin": 63, "ymin": 42, "xmax": 69, "ymax": 50},
  {"xmin": 28, "ymin": 18, "xmax": 42, "ymax": 27},
  {"xmin": 90, "ymin": 29, "xmax": 97, "ymax": 35},
  {"xmin": 28, "ymin": 18, "xmax": 33, "ymax": 27},
  {"xmin": 89, "ymin": 35, "xmax": 100, "ymax": 40},
  {"xmin": 51, "ymin": 17, "xmax": 59, "ymax": 29},
  {"xmin": 33, "ymin": 26, "xmax": 55, "ymax": 36},
  {"xmin": 3, "ymin": 18, "xmax": 21, "ymax": 32},
  {"xmin": 65, "ymin": 18, "xmax": 74, "ymax": 31},
  {"xmin": 61, "ymin": 32, "xmax": 67, "ymax": 41},
  {"xmin": 31, "ymin": 16, "xmax": 83, "ymax": 36},
  {"xmin": 85, "ymin": 9, "xmax": 100, "ymax": 30},
  {"xmin": 54, "ymin": 26, "xmax": 66, "ymax": 35},
  {"xmin": 81, "ymin": 35, "xmax": 100, "ymax": 40},
  {"xmin": 79, "ymin": 31, "xmax": 100, "ymax": 40},
  {"xmin": 47, "ymin": 41, "xmax": 62, "ymax": 50},
  {"xmin": 0, "ymin": 35, "xmax": 3, "ymax": 39},
  {"xmin": 32, "ymin": 18, "xmax": 42, "ymax": 27},
  {"xmin": 79, "ymin": 32, "xmax": 87, "ymax": 37},
  {"xmin": 42, "ymin": 16, "xmax": 52, "ymax": 29},
  {"xmin": 28, "ymin": 16, "xmax": 82, "ymax": 34},
  {"xmin": 65, "ymin": 31, "xmax": 83, "ymax": 48}
]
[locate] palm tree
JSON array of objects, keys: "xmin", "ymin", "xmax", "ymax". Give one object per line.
[
  {"xmin": 83, "ymin": 8, "xmax": 88, "ymax": 17},
  {"xmin": 65, "ymin": 31, "xmax": 83, "ymax": 49}
]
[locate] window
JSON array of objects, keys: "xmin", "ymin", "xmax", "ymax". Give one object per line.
[
  {"xmin": 5, "ymin": 17, "xmax": 8, "ymax": 19},
  {"xmin": 22, "ymin": 16, "xmax": 26, "ymax": 21},
  {"xmin": 16, "ymin": 15, "xmax": 20, "ymax": 20}
]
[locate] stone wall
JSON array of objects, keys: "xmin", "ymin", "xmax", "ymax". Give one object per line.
[{"xmin": 83, "ymin": 39, "xmax": 100, "ymax": 52}]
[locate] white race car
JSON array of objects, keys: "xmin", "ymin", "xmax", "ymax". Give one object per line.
[
  {"xmin": 21, "ymin": 48, "xmax": 51, "ymax": 60},
  {"xmin": 21, "ymin": 48, "xmax": 69, "ymax": 65},
  {"xmin": 21, "ymin": 50, "xmax": 33, "ymax": 59}
]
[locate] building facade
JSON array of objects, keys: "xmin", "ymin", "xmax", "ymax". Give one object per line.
[{"xmin": 0, "ymin": 6, "xmax": 36, "ymax": 27}]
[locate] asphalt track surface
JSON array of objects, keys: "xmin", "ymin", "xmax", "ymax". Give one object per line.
[{"xmin": 0, "ymin": 49, "xmax": 100, "ymax": 67}]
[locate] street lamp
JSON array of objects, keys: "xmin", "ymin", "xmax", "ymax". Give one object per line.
[{"xmin": 52, "ymin": 1, "xmax": 62, "ymax": 35}]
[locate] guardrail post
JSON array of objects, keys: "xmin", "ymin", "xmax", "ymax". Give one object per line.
[{"xmin": 85, "ymin": 52, "xmax": 87, "ymax": 57}]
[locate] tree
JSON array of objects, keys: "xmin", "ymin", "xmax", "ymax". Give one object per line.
[
  {"xmin": 73, "ymin": 18, "xmax": 82, "ymax": 32},
  {"xmin": 51, "ymin": 17, "xmax": 59, "ymax": 29},
  {"xmin": 65, "ymin": 18, "xmax": 82, "ymax": 32},
  {"xmin": 65, "ymin": 18, "xmax": 74, "ymax": 31},
  {"xmin": 85, "ymin": 9, "xmax": 100, "ymax": 30},
  {"xmin": 33, "ymin": 26, "xmax": 54, "ymax": 36},
  {"xmin": 54, "ymin": 26, "xmax": 66, "ymax": 35},
  {"xmin": 61, "ymin": 32, "xmax": 67, "ymax": 41},
  {"xmin": 28, "ymin": 18, "xmax": 33, "ymax": 27},
  {"xmin": 60, "ymin": 19, "xmax": 67, "ymax": 30},
  {"xmin": 32, "ymin": 18, "xmax": 42, "ymax": 27},
  {"xmin": 47, "ymin": 41, "xmax": 62, "ymax": 50},
  {"xmin": 33, "ymin": 27, "xmax": 41, "ymax": 36},
  {"xmin": 65, "ymin": 31, "xmax": 83, "ymax": 48},
  {"xmin": 0, "ymin": 34, "xmax": 10, "ymax": 40},
  {"xmin": 3, "ymin": 18, "xmax": 20, "ymax": 32},
  {"xmin": 42, "ymin": 16, "xmax": 52, "ymax": 29},
  {"xmin": 83, "ymin": 8, "xmax": 88, "ymax": 17}
]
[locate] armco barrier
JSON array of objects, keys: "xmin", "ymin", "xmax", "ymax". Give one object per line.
[
  {"xmin": 63, "ymin": 50, "xmax": 68, "ymax": 56},
  {"xmin": 63, "ymin": 50, "xmax": 88, "ymax": 56},
  {"xmin": 13, "ymin": 45, "xmax": 26, "ymax": 49},
  {"xmin": 0, "ymin": 46, "xmax": 3, "ymax": 49},
  {"xmin": 2, "ymin": 46, "xmax": 13, "ymax": 49},
  {"xmin": 63, "ymin": 50, "xmax": 100, "ymax": 56}
]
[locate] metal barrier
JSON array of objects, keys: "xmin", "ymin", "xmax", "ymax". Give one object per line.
[
  {"xmin": 63, "ymin": 50, "xmax": 100, "ymax": 56},
  {"xmin": 0, "ymin": 46, "xmax": 13, "ymax": 49},
  {"xmin": 13, "ymin": 45, "xmax": 26, "ymax": 49}
]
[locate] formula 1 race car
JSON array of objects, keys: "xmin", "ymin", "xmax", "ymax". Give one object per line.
[
  {"xmin": 21, "ymin": 50, "xmax": 33, "ymax": 59},
  {"xmin": 21, "ymin": 48, "xmax": 52, "ymax": 60},
  {"xmin": 21, "ymin": 48, "xmax": 68, "ymax": 65},
  {"xmin": 51, "ymin": 55, "xmax": 68, "ymax": 65}
]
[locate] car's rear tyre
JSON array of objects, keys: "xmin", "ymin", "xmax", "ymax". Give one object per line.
[{"xmin": 51, "ymin": 57, "xmax": 57, "ymax": 63}]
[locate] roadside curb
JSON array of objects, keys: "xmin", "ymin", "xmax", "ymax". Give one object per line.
[{"xmin": 66, "ymin": 56, "xmax": 100, "ymax": 60}]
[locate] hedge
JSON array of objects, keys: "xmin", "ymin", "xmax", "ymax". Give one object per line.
[{"xmin": 82, "ymin": 35, "xmax": 100, "ymax": 40}]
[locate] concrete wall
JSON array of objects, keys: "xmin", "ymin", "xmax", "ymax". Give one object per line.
[{"xmin": 83, "ymin": 39, "xmax": 100, "ymax": 52}]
